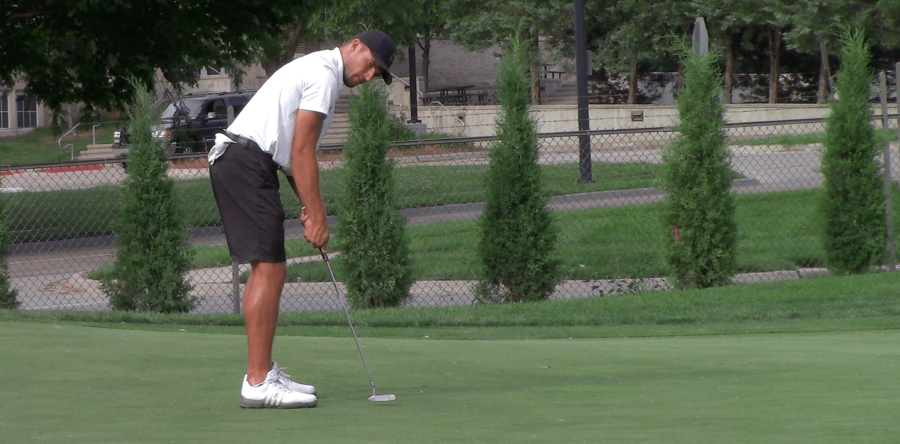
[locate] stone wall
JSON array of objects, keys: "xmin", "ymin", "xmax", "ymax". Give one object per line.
[{"xmin": 390, "ymin": 39, "xmax": 502, "ymax": 91}]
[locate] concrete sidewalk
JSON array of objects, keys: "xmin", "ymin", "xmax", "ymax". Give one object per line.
[{"xmin": 12, "ymin": 257, "xmax": 832, "ymax": 314}]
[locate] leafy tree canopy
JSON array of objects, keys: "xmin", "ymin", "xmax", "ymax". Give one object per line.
[{"xmin": 1, "ymin": 0, "xmax": 313, "ymax": 110}]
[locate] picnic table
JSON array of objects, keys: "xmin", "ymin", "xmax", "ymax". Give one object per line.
[
  {"xmin": 422, "ymin": 85, "xmax": 498, "ymax": 106},
  {"xmin": 541, "ymin": 64, "xmax": 565, "ymax": 79},
  {"xmin": 428, "ymin": 84, "xmax": 475, "ymax": 105}
]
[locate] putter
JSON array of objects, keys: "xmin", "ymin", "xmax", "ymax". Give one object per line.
[{"xmin": 320, "ymin": 250, "xmax": 397, "ymax": 402}]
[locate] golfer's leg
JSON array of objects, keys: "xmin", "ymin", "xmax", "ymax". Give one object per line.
[{"xmin": 244, "ymin": 260, "xmax": 287, "ymax": 385}]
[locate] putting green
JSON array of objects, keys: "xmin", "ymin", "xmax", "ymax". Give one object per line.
[{"xmin": 1, "ymin": 322, "xmax": 898, "ymax": 443}]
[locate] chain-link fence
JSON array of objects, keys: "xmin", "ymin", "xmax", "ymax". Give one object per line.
[{"xmin": 3, "ymin": 115, "xmax": 900, "ymax": 314}]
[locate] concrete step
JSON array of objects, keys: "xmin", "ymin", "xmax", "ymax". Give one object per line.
[
  {"xmin": 75, "ymin": 144, "xmax": 116, "ymax": 161},
  {"xmin": 322, "ymin": 113, "xmax": 349, "ymax": 145},
  {"xmin": 540, "ymin": 82, "xmax": 578, "ymax": 105}
]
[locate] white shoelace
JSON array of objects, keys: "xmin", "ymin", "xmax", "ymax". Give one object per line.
[{"xmin": 272, "ymin": 364, "xmax": 294, "ymax": 385}]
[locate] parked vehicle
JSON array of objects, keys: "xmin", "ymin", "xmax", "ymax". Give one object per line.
[{"xmin": 112, "ymin": 90, "xmax": 255, "ymax": 157}]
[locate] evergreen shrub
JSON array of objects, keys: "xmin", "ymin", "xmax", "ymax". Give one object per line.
[
  {"xmin": 337, "ymin": 82, "xmax": 414, "ymax": 308},
  {"xmin": 821, "ymin": 25, "xmax": 886, "ymax": 274},
  {"xmin": 0, "ymin": 189, "xmax": 19, "ymax": 309},
  {"xmin": 475, "ymin": 25, "xmax": 561, "ymax": 302},
  {"xmin": 661, "ymin": 48, "xmax": 737, "ymax": 289},
  {"xmin": 100, "ymin": 82, "xmax": 195, "ymax": 312}
]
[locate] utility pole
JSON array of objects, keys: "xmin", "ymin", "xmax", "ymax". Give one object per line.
[{"xmin": 574, "ymin": 0, "xmax": 592, "ymax": 183}]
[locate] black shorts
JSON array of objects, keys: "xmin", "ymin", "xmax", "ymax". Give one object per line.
[{"xmin": 210, "ymin": 142, "xmax": 287, "ymax": 263}]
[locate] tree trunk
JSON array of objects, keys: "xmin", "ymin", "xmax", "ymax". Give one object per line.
[
  {"xmin": 817, "ymin": 42, "xmax": 831, "ymax": 104},
  {"xmin": 675, "ymin": 23, "xmax": 691, "ymax": 96},
  {"xmin": 676, "ymin": 63, "xmax": 684, "ymax": 95},
  {"xmin": 417, "ymin": 36, "xmax": 432, "ymax": 93},
  {"xmin": 723, "ymin": 31, "xmax": 734, "ymax": 104},
  {"xmin": 767, "ymin": 27, "xmax": 782, "ymax": 104},
  {"xmin": 628, "ymin": 51, "xmax": 638, "ymax": 104},
  {"xmin": 262, "ymin": 23, "xmax": 304, "ymax": 78},
  {"xmin": 531, "ymin": 33, "xmax": 541, "ymax": 104}
]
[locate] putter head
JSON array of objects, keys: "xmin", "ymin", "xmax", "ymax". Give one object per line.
[{"xmin": 368, "ymin": 394, "xmax": 396, "ymax": 402}]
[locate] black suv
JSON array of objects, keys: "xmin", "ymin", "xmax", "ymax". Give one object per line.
[{"xmin": 113, "ymin": 90, "xmax": 255, "ymax": 156}]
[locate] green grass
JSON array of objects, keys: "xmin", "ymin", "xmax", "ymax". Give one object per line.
[
  {"xmin": 284, "ymin": 187, "xmax": 896, "ymax": 282},
  {"xmin": 0, "ymin": 120, "xmax": 121, "ymax": 165},
  {"xmin": 78, "ymin": 187, "xmax": 898, "ymax": 283},
  {"xmin": 731, "ymin": 128, "xmax": 897, "ymax": 148},
  {"xmin": 2, "ymin": 272, "xmax": 900, "ymax": 443},
  {"xmin": 5, "ymin": 271, "xmax": 900, "ymax": 338},
  {"xmin": 731, "ymin": 132, "xmax": 824, "ymax": 147},
  {"xmin": 2, "ymin": 321, "xmax": 898, "ymax": 443},
  {"xmin": 5, "ymin": 161, "xmax": 663, "ymax": 243}
]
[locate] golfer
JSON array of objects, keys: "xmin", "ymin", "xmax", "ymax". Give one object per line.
[{"xmin": 208, "ymin": 30, "xmax": 397, "ymax": 409}]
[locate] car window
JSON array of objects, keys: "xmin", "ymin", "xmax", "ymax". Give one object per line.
[
  {"xmin": 207, "ymin": 99, "xmax": 228, "ymax": 117},
  {"xmin": 227, "ymin": 97, "xmax": 250, "ymax": 115},
  {"xmin": 160, "ymin": 99, "xmax": 206, "ymax": 120}
]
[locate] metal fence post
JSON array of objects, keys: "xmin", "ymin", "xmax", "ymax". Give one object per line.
[
  {"xmin": 879, "ymin": 71, "xmax": 895, "ymax": 270},
  {"xmin": 894, "ymin": 61, "xmax": 900, "ymax": 268},
  {"xmin": 574, "ymin": 0, "xmax": 593, "ymax": 183},
  {"xmin": 232, "ymin": 261, "xmax": 241, "ymax": 314}
]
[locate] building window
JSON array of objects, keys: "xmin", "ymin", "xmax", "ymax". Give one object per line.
[
  {"xmin": 0, "ymin": 93, "xmax": 8, "ymax": 128},
  {"xmin": 16, "ymin": 94, "xmax": 37, "ymax": 128}
]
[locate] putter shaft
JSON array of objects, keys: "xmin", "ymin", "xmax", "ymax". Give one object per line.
[{"xmin": 320, "ymin": 251, "xmax": 382, "ymax": 399}]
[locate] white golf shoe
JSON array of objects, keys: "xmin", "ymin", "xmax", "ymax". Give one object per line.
[
  {"xmin": 239, "ymin": 367, "xmax": 317, "ymax": 409},
  {"xmin": 271, "ymin": 361, "xmax": 317, "ymax": 395}
]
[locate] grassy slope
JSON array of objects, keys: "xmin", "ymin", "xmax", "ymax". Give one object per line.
[
  {"xmin": 1, "ymin": 122, "xmax": 120, "ymax": 166},
  {"xmin": 5, "ymin": 271, "xmax": 899, "ymax": 339}
]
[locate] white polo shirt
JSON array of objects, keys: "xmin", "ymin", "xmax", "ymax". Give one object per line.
[{"xmin": 208, "ymin": 48, "xmax": 344, "ymax": 176}]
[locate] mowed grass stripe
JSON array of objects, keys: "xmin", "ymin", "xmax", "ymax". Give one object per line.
[{"xmin": 1, "ymin": 322, "xmax": 898, "ymax": 443}]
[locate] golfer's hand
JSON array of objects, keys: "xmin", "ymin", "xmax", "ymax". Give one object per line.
[{"xmin": 300, "ymin": 207, "xmax": 330, "ymax": 250}]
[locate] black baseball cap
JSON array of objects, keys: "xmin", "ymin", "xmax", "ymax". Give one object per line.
[{"xmin": 355, "ymin": 30, "xmax": 396, "ymax": 84}]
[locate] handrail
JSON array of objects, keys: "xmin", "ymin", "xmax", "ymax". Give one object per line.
[
  {"xmin": 386, "ymin": 75, "xmax": 427, "ymax": 119},
  {"xmin": 429, "ymin": 101, "xmax": 467, "ymax": 134},
  {"xmin": 58, "ymin": 122, "xmax": 82, "ymax": 161},
  {"xmin": 390, "ymin": 75, "xmax": 426, "ymax": 101}
]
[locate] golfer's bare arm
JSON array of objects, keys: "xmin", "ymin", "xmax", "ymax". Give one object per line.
[{"xmin": 286, "ymin": 109, "xmax": 329, "ymax": 250}]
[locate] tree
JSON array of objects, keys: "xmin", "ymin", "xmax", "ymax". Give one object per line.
[
  {"xmin": 595, "ymin": 0, "xmax": 691, "ymax": 104},
  {"xmin": 0, "ymin": 186, "xmax": 19, "ymax": 309},
  {"xmin": 661, "ymin": 43, "xmax": 736, "ymax": 289},
  {"xmin": 317, "ymin": 0, "xmax": 420, "ymax": 46},
  {"xmin": 694, "ymin": 0, "xmax": 752, "ymax": 104},
  {"xmin": 257, "ymin": 24, "xmax": 315, "ymax": 79},
  {"xmin": 475, "ymin": 24, "xmax": 560, "ymax": 303},
  {"xmin": 445, "ymin": 0, "xmax": 568, "ymax": 102},
  {"xmin": 100, "ymin": 80, "xmax": 195, "ymax": 313},
  {"xmin": 779, "ymin": 0, "xmax": 854, "ymax": 103},
  {"xmin": 336, "ymin": 82, "xmax": 414, "ymax": 309},
  {"xmin": 414, "ymin": 0, "xmax": 453, "ymax": 92},
  {"xmin": 1, "ymin": 0, "xmax": 314, "ymax": 111},
  {"xmin": 741, "ymin": 0, "xmax": 791, "ymax": 103},
  {"xmin": 820, "ymin": 25, "xmax": 886, "ymax": 275}
]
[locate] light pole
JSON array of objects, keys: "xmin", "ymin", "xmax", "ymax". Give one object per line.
[{"xmin": 574, "ymin": 0, "xmax": 592, "ymax": 183}]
